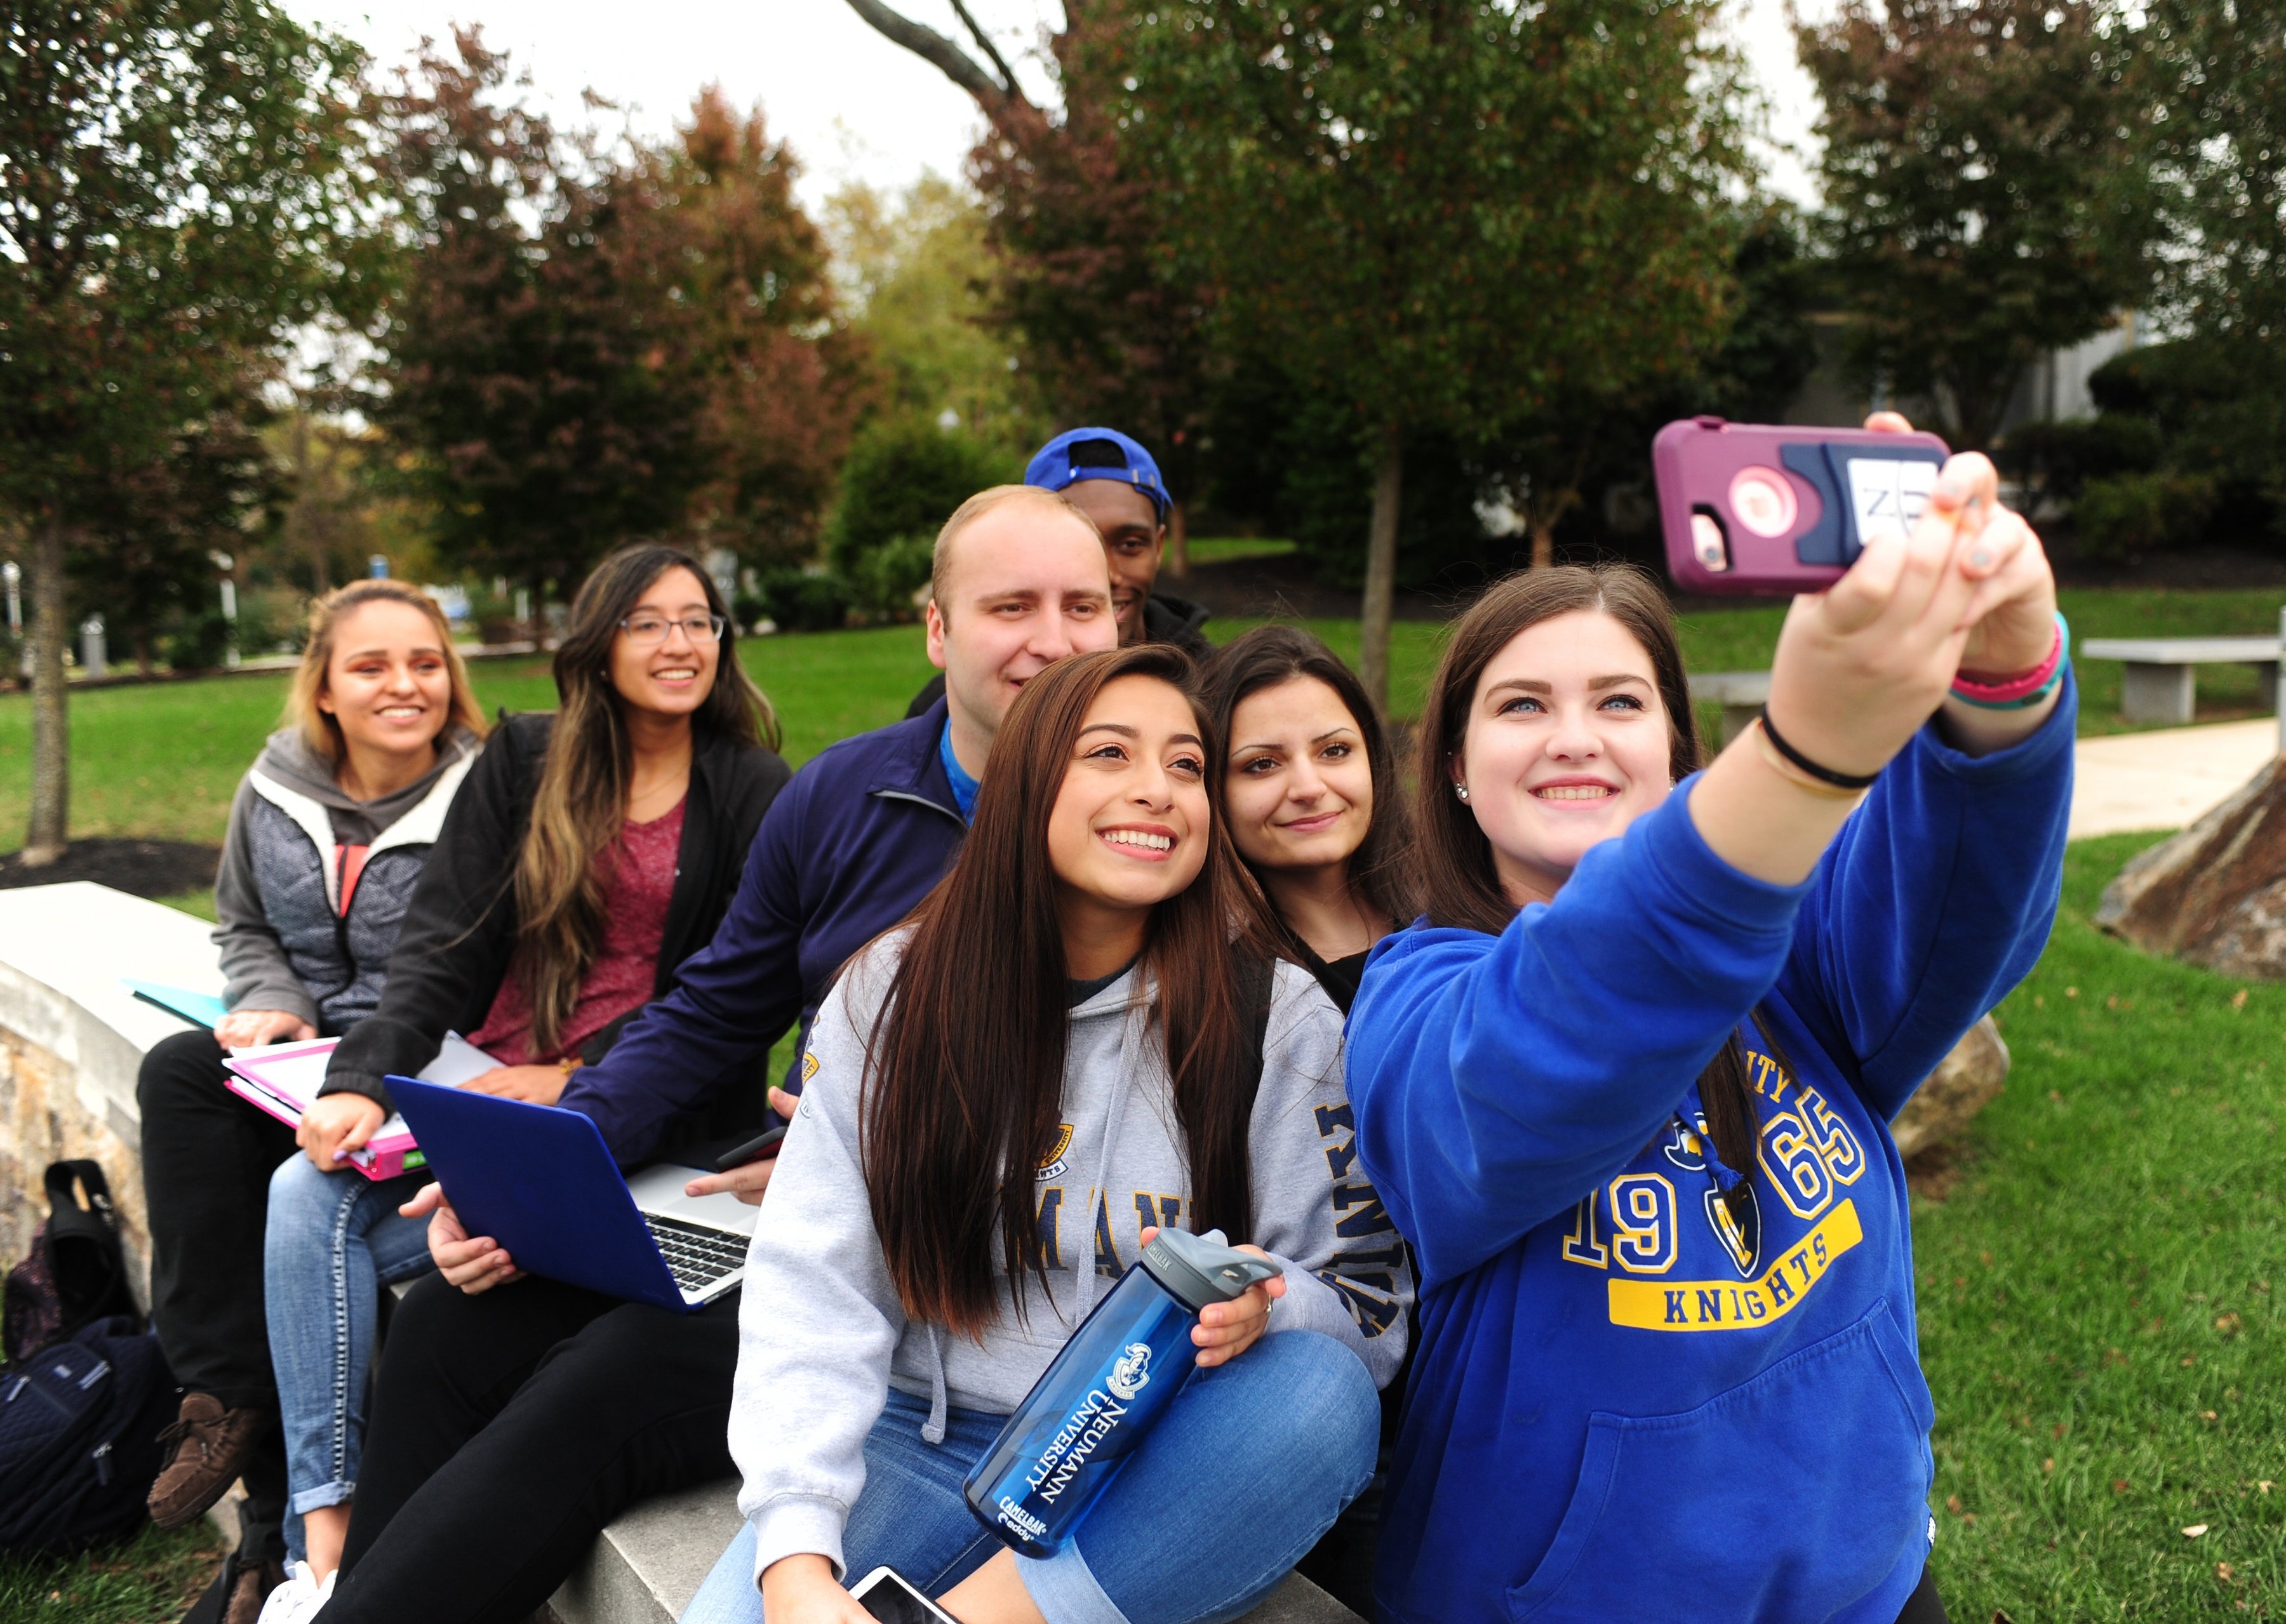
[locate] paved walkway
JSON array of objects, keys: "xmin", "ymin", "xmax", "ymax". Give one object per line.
[{"xmin": 2071, "ymin": 717, "xmax": 2278, "ymax": 839}]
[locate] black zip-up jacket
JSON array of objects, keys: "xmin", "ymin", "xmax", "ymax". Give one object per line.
[{"xmin": 319, "ymin": 713, "xmax": 791, "ymax": 1148}]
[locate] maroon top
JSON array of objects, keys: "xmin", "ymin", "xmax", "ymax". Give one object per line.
[{"xmin": 470, "ymin": 797, "xmax": 686, "ymax": 1067}]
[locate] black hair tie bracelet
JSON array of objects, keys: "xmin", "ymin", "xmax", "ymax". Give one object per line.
[{"xmin": 1756, "ymin": 707, "xmax": 1880, "ymax": 792}]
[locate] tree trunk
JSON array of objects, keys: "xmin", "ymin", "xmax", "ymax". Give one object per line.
[
  {"xmin": 23, "ymin": 516, "xmax": 70, "ymax": 866},
  {"xmin": 1359, "ymin": 421, "xmax": 1403, "ymax": 717},
  {"xmin": 1530, "ymin": 518, "xmax": 1556, "ymax": 571},
  {"xmin": 1164, "ymin": 498, "xmax": 1189, "ymax": 580},
  {"xmin": 135, "ymin": 629, "xmax": 153, "ymax": 679}
]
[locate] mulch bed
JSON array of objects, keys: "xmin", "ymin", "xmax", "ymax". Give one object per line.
[{"xmin": 0, "ymin": 838, "xmax": 220, "ymax": 900}]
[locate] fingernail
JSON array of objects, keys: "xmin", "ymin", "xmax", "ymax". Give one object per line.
[{"xmin": 1971, "ymin": 549, "xmax": 1991, "ymax": 568}]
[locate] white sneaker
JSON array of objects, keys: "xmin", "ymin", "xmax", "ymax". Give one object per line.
[{"xmin": 255, "ymin": 1562, "xmax": 337, "ymax": 1624}]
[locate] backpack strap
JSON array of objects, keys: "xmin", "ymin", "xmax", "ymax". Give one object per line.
[{"xmin": 40, "ymin": 1161, "xmax": 135, "ymax": 1334}]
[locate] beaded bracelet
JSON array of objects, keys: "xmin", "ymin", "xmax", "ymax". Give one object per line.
[{"xmin": 1951, "ymin": 611, "xmax": 2069, "ymax": 710}]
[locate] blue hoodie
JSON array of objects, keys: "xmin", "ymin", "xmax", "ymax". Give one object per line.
[
  {"xmin": 556, "ymin": 700, "xmax": 966, "ymax": 1165},
  {"xmin": 1347, "ymin": 686, "xmax": 2074, "ymax": 1624}
]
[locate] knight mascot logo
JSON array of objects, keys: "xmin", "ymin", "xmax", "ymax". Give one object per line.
[{"xmin": 1106, "ymin": 1341, "xmax": 1153, "ymax": 1400}]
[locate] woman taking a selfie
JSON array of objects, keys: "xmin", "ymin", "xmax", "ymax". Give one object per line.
[
  {"xmin": 1203, "ymin": 626, "xmax": 1413, "ymax": 1011},
  {"xmin": 679, "ymin": 644, "xmax": 1411, "ymax": 1624},
  {"xmin": 255, "ymin": 545, "xmax": 789, "ymax": 1620},
  {"xmin": 1348, "ymin": 433, "xmax": 2070, "ymax": 1624},
  {"xmin": 137, "ymin": 580, "xmax": 485, "ymax": 1620}
]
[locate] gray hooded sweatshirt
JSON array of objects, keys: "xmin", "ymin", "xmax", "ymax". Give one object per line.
[
  {"xmin": 728, "ymin": 932, "xmax": 1414, "ymax": 1582},
  {"xmin": 213, "ymin": 726, "xmax": 480, "ymax": 1032}
]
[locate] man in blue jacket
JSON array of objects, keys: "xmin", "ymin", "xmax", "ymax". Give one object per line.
[{"xmin": 318, "ymin": 484, "xmax": 1119, "ymax": 1624}]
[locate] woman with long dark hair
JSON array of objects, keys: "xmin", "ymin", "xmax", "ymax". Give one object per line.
[
  {"xmin": 1347, "ymin": 436, "xmax": 2071, "ymax": 1623},
  {"xmin": 1203, "ymin": 625, "xmax": 1413, "ymax": 1011},
  {"xmin": 138, "ymin": 580, "xmax": 486, "ymax": 1621},
  {"xmin": 678, "ymin": 644, "xmax": 1412, "ymax": 1624},
  {"xmin": 254, "ymin": 545, "xmax": 789, "ymax": 1620},
  {"xmin": 1200, "ymin": 626, "xmax": 1414, "ymax": 1614}
]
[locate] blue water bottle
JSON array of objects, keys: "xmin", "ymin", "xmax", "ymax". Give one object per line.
[{"xmin": 963, "ymin": 1228, "xmax": 1282, "ymax": 1556}]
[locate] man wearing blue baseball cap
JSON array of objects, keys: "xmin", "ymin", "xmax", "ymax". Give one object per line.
[
  {"xmin": 1024, "ymin": 427, "xmax": 1208, "ymax": 651},
  {"xmin": 907, "ymin": 426, "xmax": 1208, "ymax": 717}
]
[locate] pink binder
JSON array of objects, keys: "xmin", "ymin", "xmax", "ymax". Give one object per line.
[{"xmin": 223, "ymin": 1033, "xmax": 499, "ymax": 1180}]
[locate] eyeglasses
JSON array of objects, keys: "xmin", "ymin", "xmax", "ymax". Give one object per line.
[{"xmin": 618, "ymin": 613, "xmax": 726, "ymax": 646}]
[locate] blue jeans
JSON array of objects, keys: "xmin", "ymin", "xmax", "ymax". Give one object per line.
[
  {"xmin": 680, "ymin": 1328, "xmax": 1377, "ymax": 1624},
  {"xmin": 263, "ymin": 1155, "xmax": 436, "ymax": 1562}
]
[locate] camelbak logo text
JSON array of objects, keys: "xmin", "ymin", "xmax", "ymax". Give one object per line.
[
  {"xmin": 997, "ymin": 1497, "xmax": 1048, "ymax": 1541},
  {"xmin": 1025, "ymin": 1387, "xmax": 1129, "ymax": 1503},
  {"xmin": 1106, "ymin": 1342, "xmax": 1152, "ymax": 1399}
]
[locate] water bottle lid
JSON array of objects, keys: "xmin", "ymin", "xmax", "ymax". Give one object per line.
[{"xmin": 1138, "ymin": 1227, "xmax": 1283, "ymax": 1314}]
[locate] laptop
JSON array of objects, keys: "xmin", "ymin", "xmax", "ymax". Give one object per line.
[{"xmin": 385, "ymin": 1074, "xmax": 759, "ymax": 1313}]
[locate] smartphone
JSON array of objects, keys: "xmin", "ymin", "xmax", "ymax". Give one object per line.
[
  {"xmin": 710, "ymin": 1124, "xmax": 787, "ymax": 1173},
  {"xmin": 1654, "ymin": 416, "xmax": 1951, "ymax": 596},
  {"xmin": 848, "ymin": 1567, "xmax": 961, "ymax": 1624}
]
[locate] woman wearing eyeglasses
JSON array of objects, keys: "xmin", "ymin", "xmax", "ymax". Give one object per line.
[{"xmin": 253, "ymin": 545, "xmax": 790, "ymax": 1619}]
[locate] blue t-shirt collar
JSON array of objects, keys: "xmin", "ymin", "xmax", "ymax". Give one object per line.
[{"xmin": 939, "ymin": 721, "xmax": 980, "ymax": 822}]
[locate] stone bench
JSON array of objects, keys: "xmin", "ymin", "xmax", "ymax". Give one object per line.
[
  {"xmin": 1686, "ymin": 670, "xmax": 1770, "ymax": 747},
  {"xmin": 2078, "ymin": 635, "xmax": 2282, "ymax": 728},
  {"xmin": 0, "ymin": 882, "xmax": 1360, "ymax": 1624},
  {"xmin": 545, "ymin": 1479, "xmax": 1362, "ymax": 1623}
]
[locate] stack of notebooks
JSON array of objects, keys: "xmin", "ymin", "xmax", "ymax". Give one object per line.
[
  {"xmin": 222, "ymin": 1033, "xmax": 501, "ymax": 1180},
  {"xmin": 120, "ymin": 978, "xmax": 502, "ymax": 1181}
]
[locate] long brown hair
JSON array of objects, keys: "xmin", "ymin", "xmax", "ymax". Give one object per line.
[
  {"xmin": 1412, "ymin": 564, "xmax": 1762, "ymax": 1209},
  {"xmin": 1201, "ymin": 625, "xmax": 1417, "ymax": 943},
  {"xmin": 859, "ymin": 644, "xmax": 1279, "ymax": 1336},
  {"xmin": 514, "ymin": 545, "xmax": 778, "ymax": 1054},
  {"xmin": 286, "ymin": 580, "xmax": 487, "ymax": 766}
]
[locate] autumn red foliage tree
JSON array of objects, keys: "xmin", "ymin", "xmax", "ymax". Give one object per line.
[{"xmin": 374, "ymin": 37, "xmax": 862, "ymax": 597}]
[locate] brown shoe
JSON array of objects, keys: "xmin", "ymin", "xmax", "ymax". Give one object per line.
[
  {"xmin": 147, "ymin": 1393, "xmax": 268, "ymax": 1529},
  {"xmin": 220, "ymin": 1557, "xmax": 285, "ymax": 1624}
]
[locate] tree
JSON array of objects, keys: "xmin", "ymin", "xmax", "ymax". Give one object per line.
[
  {"xmin": 373, "ymin": 34, "xmax": 711, "ymax": 599},
  {"xmin": 1802, "ymin": 0, "xmax": 2156, "ymax": 451},
  {"xmin": 636, "ymin": 89, "xmax": 871, "ymax": 573},
  {"xmin": 1116, "ymin": 0, "xmax": 1750, "ymax": 709},
  {"xmin": 69, "ymin": 369, "xmax": 285, "ymax": 676},
  {"xmin": 375, "ymin": 50, "xmax": 862, "ymax": 592},
  {"xmin": 839, "ymin": 0, "xmax": 1223, "ymax": 576},
  {"xmin": 0, "ymin": 0, "xmax": 382, "ymax": 862},
  {"xmin": 824, "ymin": 175, "xmax": 1043, "ymax": 455}
]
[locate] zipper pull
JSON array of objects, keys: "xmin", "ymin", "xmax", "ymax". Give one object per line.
[{"xmin": 92, "ymin": 1441, "xmax": 113, "ymax": 1485}]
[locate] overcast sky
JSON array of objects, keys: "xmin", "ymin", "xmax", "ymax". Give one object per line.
[{"xmin": 291, "ymin": 0, "xmax": 1835, "ymax": 211}]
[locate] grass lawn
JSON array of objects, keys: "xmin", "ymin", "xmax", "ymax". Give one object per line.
[
  {"xmin": 8, "ymin": 584, "xmax": 2276, "ymax": 856},
  {"xmin": 1919, "ymin": 832, "xmax": 2286, "ymax": 1618},
  {"xmin": 0, "ymin": 1521, "xmax": 222, "ymax": 1624}
]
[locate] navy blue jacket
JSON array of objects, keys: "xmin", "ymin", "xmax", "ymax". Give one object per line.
[
  {"xmin": 1349, "ymin": 686, "xmax": 2074, "ymax": 1623},
  {"xmin": 558, "ymin": 700, "xmax": 966, "ymax": 1164}
]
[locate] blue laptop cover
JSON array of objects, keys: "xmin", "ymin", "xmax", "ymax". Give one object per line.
[{"xmin": 384, "ymin": 1074, "xmax": 694, "ymax": 1314}]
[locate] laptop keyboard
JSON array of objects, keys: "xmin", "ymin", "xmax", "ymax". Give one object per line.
[{"xmin": 645, "ymin": 1214, "xmax": 750, "ymax": 1296}]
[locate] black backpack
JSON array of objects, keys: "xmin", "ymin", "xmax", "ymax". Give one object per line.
[
  {"xmin": 3, "ymin": 1161, "xmax": 141, "ymax": 1362},
  {"xmin": 0, "ymin": 1314, "xmax": 177, "ymax": 1552}
]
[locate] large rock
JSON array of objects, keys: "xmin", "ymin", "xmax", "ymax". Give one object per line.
[
  {"xmin": 1892, "ymin": 1015, "xmax": 2009, "ymax": 1161},
  {"xmin": 2094, "ymin": 752, "xmax": 2286, "ymax": 978}
]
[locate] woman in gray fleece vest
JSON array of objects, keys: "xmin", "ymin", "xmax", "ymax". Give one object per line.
[
  {"xmin": 138, "ymin": 580, "xmax": 486, "ymax": 1623},
  {"xmin": 681, "ymin": 644, "xmax": 1414, "ymax": 1624}
]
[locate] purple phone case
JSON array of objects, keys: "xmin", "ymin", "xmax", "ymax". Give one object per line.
[{"xmin": 1654, "ymin": 417, "xmax": 1951, "ymax": 597}]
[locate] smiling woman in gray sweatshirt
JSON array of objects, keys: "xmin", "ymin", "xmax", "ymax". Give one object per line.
[{"xmin": 680, "ymin": 644, "xmax": 1412, "ymax": 1624}]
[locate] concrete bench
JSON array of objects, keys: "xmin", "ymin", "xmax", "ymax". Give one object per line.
[
  {"xmin": 2079, "ymin": 636, "xmax": 2282, "ymax": 727},
  {"xmin": 1686, "ymin": 670, "xmax": 1769, "ymax": 746},
  {"xmin": 545, "ymin": 1479, "xmax": 1364, "ymax": 1623}
]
